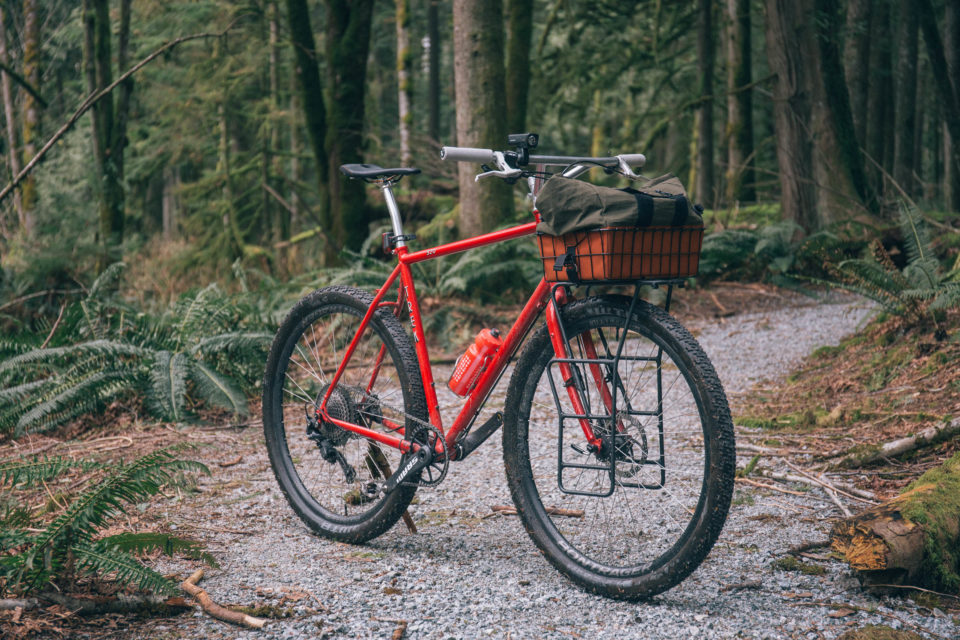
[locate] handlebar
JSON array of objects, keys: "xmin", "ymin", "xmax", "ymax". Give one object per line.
[{"xmin": 439, "ymin": 145, "xmax": 646, "ymax": 181}]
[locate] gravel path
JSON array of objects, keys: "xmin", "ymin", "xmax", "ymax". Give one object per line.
[{"xmin": 138, "ymin": 294, "xmax": 960, "ymax": 640}]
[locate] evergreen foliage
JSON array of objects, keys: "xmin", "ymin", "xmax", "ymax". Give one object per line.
[
  {"xmin": 830, "ymin": 204, "xmax": 960, "ymax": 326},
  {"xmin": 0, "ymin": 264, "xmax": 272, "ymax": 437},
  {"xmin": 0, "ymin": 444, "xmax": 212, "ymax": 596}
]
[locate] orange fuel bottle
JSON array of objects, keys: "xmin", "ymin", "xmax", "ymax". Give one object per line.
[{"xmin": 448, "ymin": 328, "xmax": 503, "ymax": 396}]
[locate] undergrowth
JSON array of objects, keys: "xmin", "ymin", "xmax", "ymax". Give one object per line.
[
  {"xmin": 0, "ymin": 443, "xmax": 214, "ymax": 597},
  {"xmin": 0, "ymin": 263, "xmax": 272, "ymax": 438}
]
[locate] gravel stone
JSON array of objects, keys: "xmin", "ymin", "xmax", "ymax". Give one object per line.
[{"xmin": 144, "ymin": 293, "xmax": 960, "ymax": 639}]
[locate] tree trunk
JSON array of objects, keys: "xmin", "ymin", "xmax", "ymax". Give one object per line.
[
  {"xmin": 84, "ymin": 0, "xmax": 129, "ymax": 269},
  {"xmin": 724, "ymin": 0, "xmax": 755, "ymax": 204},
  {"xmin": 936, "ymin": 0, "xmax": 960, "ymax": 211},
  {"xmin": 893, "ymin": 0, "xmax": 919, "ymax": 198},
  {"xmin": 867, "ymin": 1, "xmax": 894, "ymax": 202},
  {"xmin": 811, "ymin": 0, "xmax": 869, "ymax": 221},
  {"xmin": 396, "ymin": 0, "xmax": 413, "ymax": 166},
  {"xmin": 694, "ymin": 0, "xmax": 715, "ymax": 207},
  {"xmin": 763, "ymin": 0, "xmax": 817, "ymax": 232},
  {"xmin": 325, "ymin": 0, "xmax": 375, "ymax": 251},
  {"xmin": 427, "ymin": 0, "xmax": 440, "ymax": 141},
  {"xmin": 20, "ymin": 0, "xmax": 39, "ymax": 234},
  {"xmin": 505, "ymin": 0, "xmax": 534, "ymax": 134},
  {"xmin": 928, "ymin": 0, "xmax": 960, "ymax": 211},
  {"xmin": 844, "ymin": 0, "xmax": 871, "ymax": 148},
  {"xmin": 831, "ymin": 451, "xmax": 960, "ymax": 593},
  {"xmin": 269, "ymin": 0, "xmax": 282, "ymax": 243},
  {"xmin": 161, "ymin": 166, "xmax": 179, "ymax": 240},
  {"xmin": 0, "ymin": 7, "xmax": 21, "ymax": 231},
  {"xmin": 453, "ymin": 0, "xmax": 512, "ymax": 238},
  {"xmin": 285, "ymin": 0, "xmax": 332, "ymax": 260}
]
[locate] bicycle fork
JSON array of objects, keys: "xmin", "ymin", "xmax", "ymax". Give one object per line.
[{"xmin": 544, "ymin": 287, "xmax": 622, "ymax": 455}]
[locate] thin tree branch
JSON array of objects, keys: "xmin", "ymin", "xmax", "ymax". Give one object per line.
[
  {"xmin": 0, "ymin": 59, "xmax": 47, "ymax": 108},
  {"xmin": 0, "ymin": 23, "xmax": 237, "ymax": 208}
]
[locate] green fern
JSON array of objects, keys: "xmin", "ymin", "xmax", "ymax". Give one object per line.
[
  {"xmin": 147, "ymin": 351, "xmax": 188, "ymax": 422},
  {"xmin": 4, "ymin": 444, "xmax": 209, "ymax": 594},
  {"xmin": 831, "ymin": 203, "xmax": 959, "ymax": 328},
  {"xmin": 95, "ymin": 532, "xmax": 218, "ymax": 568},
  {"xmin": 71, "ymin": 543, "xmax": 179, "ymax": 596},
  {"xmin": 0, "ymin": 455, "xmax": 101, "ymax": 488},
  {"xmin": 0, "ymin": 266, "xmax": 271, "ymax": 435}
]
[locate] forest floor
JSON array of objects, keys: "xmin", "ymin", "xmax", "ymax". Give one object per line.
[{"xmin": 4, "ymin": 284, "xmax": 960, "ymax": 639}]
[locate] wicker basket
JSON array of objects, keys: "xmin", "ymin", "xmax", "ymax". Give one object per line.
[{"xmin": 537, "ymin": 226, "xmax": 704, "ymax": 283}]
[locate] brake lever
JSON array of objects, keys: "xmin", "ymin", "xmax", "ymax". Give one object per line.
[
  {"xmin": 474, "ymin": 150, "xmax": 522, "ymax": 182},
  {"xmin": 616, "ymin": 156, "xmax": 642, "ymax": 179},
  {"xmin": 475, "ymin": 168, "xmax": 522, "ymax": 182}
]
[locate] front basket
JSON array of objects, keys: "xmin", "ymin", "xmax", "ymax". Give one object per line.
[{"xmin": 537, "ymin": 226, "xmax": 704, "ymax": 283}]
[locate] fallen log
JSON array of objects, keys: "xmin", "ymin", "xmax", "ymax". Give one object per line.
[
  {"xmin": 833, "ymin": 418, "xmax": 960, "ymax": 468},
  {"xmin": 830, "ymin": 451, "xmax": 960, "ymax": 592},
  {"xmin": 181, "ymin": 569, "xmax": 267, "ymax": 629}
]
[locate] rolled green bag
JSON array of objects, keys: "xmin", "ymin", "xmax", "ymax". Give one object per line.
[{"xmin": 535, "ymin": 174, "xmax": 702, "ymax": 236}]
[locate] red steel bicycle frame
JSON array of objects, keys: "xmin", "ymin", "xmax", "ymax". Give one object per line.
[{"xmin": 318, "ymin": 219, "xmax": 609, "ymax": 458}]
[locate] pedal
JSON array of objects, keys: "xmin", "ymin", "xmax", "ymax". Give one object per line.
[{"xmin": 382, "ymin": 444, "xmax": 433, "ymax": 494}]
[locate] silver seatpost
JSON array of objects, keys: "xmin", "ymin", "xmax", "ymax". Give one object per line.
[{"xmin": 380, "ymin": 181, "xmax": 406, "ymax": 248}]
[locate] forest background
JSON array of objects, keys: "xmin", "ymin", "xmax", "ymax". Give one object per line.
[{"xmin": 0, "ymin": 0, "xmax": 959, "ymax": 623}]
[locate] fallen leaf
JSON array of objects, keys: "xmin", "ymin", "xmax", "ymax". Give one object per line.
[
  {"xmin": 383, "ymin": 587, "xmax": 402, "ymax": 595},
  {"xmin": 828, "ymin": 608, "xmax": 856, "ymax": 618}
]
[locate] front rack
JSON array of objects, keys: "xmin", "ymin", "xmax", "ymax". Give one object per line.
[{"xmin": 546, "ymin": 281, "xmax": 676, "ymax": 498}]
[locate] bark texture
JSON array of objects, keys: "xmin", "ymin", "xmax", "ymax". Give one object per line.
[
  {"xmin": 893, "ymin": 0, "xmax": 919, "ymax": 197},
  {"xmin": 285, "ymin": 0, "xmax": 331, "ymax": 257},
  {"xmin": 844, "ymin": 0, "xmax": 871, "ymax": 148},
  {"xmin": 396, "ymin": 0, "xmax": 413, "ymax": 166},
  {"xmin": 867, "ymin": 1, "xmax": 894, "ymax": 200},
  {"xmin": 0, "ymin": 7, "xmax": 21, "ymax": 230},
  {"xmin": 945, "ymin": 2, "xmax": 960, "ymax": 210},
  {"xmin": 453, "ymin": 0, "xmax": 512, "ymax": 238},
  {"xmin": 83, "ymin": 0, "xmax": 133, "ymax": 270},
  {"xmin": 725, "ymin": 0, "xmax": 755, "ymax": 203},
  {"xmin": 427, "ymin": 0, "xmax": 440, "ymax": 141},
  {"xmin": 694, "ymin": 0, "xmax": 716, "ymax": 206},
  {"xmin": 20, "ymin": 0, "xmax": 39, "ymax": 233},
  {"xmin": 505, "ymin": 0, "xmax": 534, "ymax": 134},
  {"xmin": 325, "ymin": 0, "xmax": 375, "ymax": 250},
  {"xmin": 812, "ymin": 0, "xmax": 868, "ymax": 219},
  {"xmin": 763, "ymin": 0, "xmax": 817, "ymax": 231}
]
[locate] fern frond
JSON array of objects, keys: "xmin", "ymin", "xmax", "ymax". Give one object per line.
[
  {"xmin": 188, "ymin": 331, "xmax": 272, "ymax": 356},
  {"xmin": 930, "ymin": 282, "xmax": 960, "ymax": 311},
  {"xmin": 147, "ymin": 351, "xmax": 188, "ymax": 422},
  {"xmin": 0, "ymin": 455, "xmax": 102, "ymax": 488},
  {"xmin": 72, "ymin": 543, "xmax": 178, "ymax": 595},
  {"xmin": 0, "ymin": 379, "xmax": 48, "ymax": 404},
  {"xmin": 189, "ymin": 361, "xmax": 248, "ymax": 415},
  {"xmin": 87, "ymin": 263, "xmax": 127, "ymax": 301},
  {"xmin": 95, "ymin": 532, "xmax": 218, "ymax": 568},
  {"xmin": 15, "ymin": 370, "xmax": 132, "ymax": 436},
  {"xmin": 15, "ymin": 445, "xmax": 208, "ymax": 590},
  {"xmin": 897, "ymin": 202, "xmax": 932, "ymax": 266},
  {"xmin": 0, "ymin": 339, "xmax": 147, "ymax": 375}
]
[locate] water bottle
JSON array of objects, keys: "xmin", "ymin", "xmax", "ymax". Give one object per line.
[{"xmin": 448, "ymin": 328, "xmax": 502, "ymax": 396}]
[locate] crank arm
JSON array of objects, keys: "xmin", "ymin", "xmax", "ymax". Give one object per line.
[{"xmin": 382, "ymin": 445, "xmax": 432, "ymax": 495}]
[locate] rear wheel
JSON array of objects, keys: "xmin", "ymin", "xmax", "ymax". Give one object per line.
[
  {"xmin": 262, "ymin": 286, "xmax": 427, "ymax": 543},
  {"xmin": 503, "ymin": 295, "xmax": 735, "ymax": 598}
]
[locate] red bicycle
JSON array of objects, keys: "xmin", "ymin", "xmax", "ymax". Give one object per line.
[{"xmin": 262, "ymin": 137, "xmax": 735, "ymax": 599}]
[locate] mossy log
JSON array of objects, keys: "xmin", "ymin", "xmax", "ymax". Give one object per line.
[
  {"xmin": 835, "ymin": 418, "xmax": 960, "ymax": 468},
  {"xmin": 830, "ymin": 452, "xmax": 960, "ymax": 592}
]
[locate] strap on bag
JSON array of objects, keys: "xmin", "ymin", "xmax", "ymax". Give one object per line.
[
  {"xmin": 623, "ymin": 188, "xmax": 655, "ymax": 227},
  {"xmin": 553, "ymin": 245, "xmax": 578, "ymax": 276}
]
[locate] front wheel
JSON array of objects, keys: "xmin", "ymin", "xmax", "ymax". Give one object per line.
[{"xmin": 502, "ymin": 295, "xmax": 735, "ymax": 599}]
